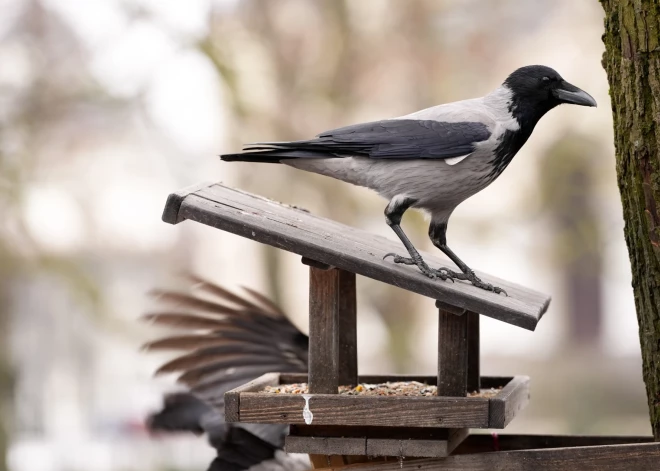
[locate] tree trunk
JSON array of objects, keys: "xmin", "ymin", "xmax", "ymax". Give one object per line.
[{"xmin": 600, "ymin": 0, "xmax": 660, "ymax": 440}]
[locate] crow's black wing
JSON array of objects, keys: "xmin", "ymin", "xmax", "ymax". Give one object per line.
[
  {"xmin": 144, "ymin": 275, "xmax": 309, "ymax": 471},
  {"xmin": 221, "ymin": 119, "xmax": 490, "ymax": 162},
  {"xmin": 143, "ymin": 274, "xmax": 308, "ymax": 407}
]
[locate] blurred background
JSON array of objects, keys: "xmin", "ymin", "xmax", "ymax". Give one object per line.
[{"xmin": 0, "ymin": 0, "xmax": 649, "ymax": 470}]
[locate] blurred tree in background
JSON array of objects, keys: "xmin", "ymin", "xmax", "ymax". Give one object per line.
[
  {"xmin": 539, "ymin": 134, "xmax": 604, "ymax": 347},
  {"xmin": 196, "ymin": 0, "xmax": 453, "ymax": 371},
  {"xmin": 601, "ymin": 0, "xmax": 660, "ymax": 439}
]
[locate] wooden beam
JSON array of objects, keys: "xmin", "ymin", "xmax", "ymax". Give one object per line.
[
  {"xmin": 164, "ymin": 183, "xmax": 551, "ymax": 331},
  {"xmin": 488, "ymin": 376, "xmax": 530, "ymax": 428},
  {"xmin": 309, "ymin": 267, "xmax": 340, "ymax": 394},
  {"xmin": 310, "ymin": 441, "xmax": 660, "ymax": 471},
  {"xmin": 287, "ymin": 426, "xmax": 469, "ymax": 458},
  {"xmin": 466, "ymin": 312, "xmax": 480, "ymax": 393},
  {"xmin": 437, "ymin": 308, "xmax": 468, "ymax": 397},
  {"xmin": 238, "ymin": 393, "xmax": 489, "ymax": 428},
  {"xmin": 338, "ymin": 269, "xmax": 357, "ymax": 386},
  {"xmin": 223, "ymin": 372, "xmax": 279, "ymax": 422},
  {"xmin": 287, "ymin": 436, "xmax": 366, "ymax": 455},
  {"xmin": 454, "ymin": 434, "xmax": 653, "ymax": 454}
]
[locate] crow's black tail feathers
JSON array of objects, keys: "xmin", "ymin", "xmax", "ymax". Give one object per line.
[{"xmin": 220, "ymin": 139, "xmax": 342, "ymax": 163}]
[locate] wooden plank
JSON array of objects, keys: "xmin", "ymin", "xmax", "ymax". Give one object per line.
[
  {"xmin": 467, "ymin": 312, "xmax": 480, "ymax": 393},
  {"xmin": 313, "ymin": 442, "xmax": 660, "ymax": 470},
  {"xmin": 286, "ymin": 435, "xmax": 366, "ymax": 455},
  {"xmin": 338, "ymin": 269, "xmax": 358, "ymax": 386},
  {"xmin": 454, "ymin": 434, "xmax": 654, "ymax": 454},
  {"xmin": 366, "ymin": 438, "xmax": 445, "ymax": 458},
  {"xmin": 223, "ymin": 372, "xmax": 279, "ymax": 422},
  {"xmin": 289, "ymin": 426, "xmax": 468, "ymax": 458},
  {"xmin": 488, "ymin": 376, "xmax": 530, "ymax": 428},
  {"xmin": 367, "ymin": 428, "xmax": 468, "ymax": 458},
  {"xmin": 238, "ymin": 393, "xmax": 490, "ymax": 428},
  {"xmin": 309, "ymin": 455, "xmax": 348, "ymax": 469},
  {"xmin": 437, "ymin": 309, "xmax": 468, "ymax": 397},
  {"xmin": 309, "ymin": 267, "xmax": 340, "ymax": 394},
  {"xmin": 161, "ymin": 181, "xmax": 214, "ymax": 224},
  {"xmin": 164, "ymin": 184, "xmax": 551, "ymax": 331},
  {"xmin": 290, "ymin": 425, "xmax": 453, "ymax": 440}
]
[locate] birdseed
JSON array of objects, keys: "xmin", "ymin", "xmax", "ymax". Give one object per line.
[{"xmin": 263, "ymin": 381, "xmax": 502, "ymax": 397}]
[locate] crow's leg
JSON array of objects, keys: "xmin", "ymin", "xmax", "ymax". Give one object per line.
[
  {"xmin": 429, "ymin": 221, "xmax": 507, "ymax": 295},
  {"xmin": 382, "ymin": 196, "xmax": 452, "ymax": 281}
]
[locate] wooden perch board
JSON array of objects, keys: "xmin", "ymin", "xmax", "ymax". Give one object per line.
[{"xmin": 163, "ymin": 182, "xmax": 551, "ymax": 330}]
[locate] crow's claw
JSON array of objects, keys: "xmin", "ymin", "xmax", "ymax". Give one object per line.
[
  {"xmin": 384, "ymin": 253, "xmax": 455, "ymax": 282},
  {"xmin": 383, "ymin": 253, "xmax": 417, "ymax": 265},
  {"xmin": 438, "ymin": 267, "xmax": 507, "ymax": 296}
]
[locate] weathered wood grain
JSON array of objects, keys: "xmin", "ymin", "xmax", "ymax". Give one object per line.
[
  {"xmin": 489, "ymin": 376, "xmax": 530, "ymax": 428},
  {"xmin": 161, "ymin": 181, "xmax": 213, "ymax": 224},
  {"xmin": 226, "ymin": 374, "xmax": 526, "ymax": 428},
  {"xmin": 289, "ymin": 425, "xmax": 455, "ymax": 440},
  {"xmin": 454, "ymin": 434, "xmax": 654, "ymax": 454},
  {"xmin": 287, "ymin": 426, "xmax": 469, "ymax": 458},
  {"xmin": 286, "ymin": 436, "xmax": 366, "ymax": 455},
  {"xmin": 313, "ymin": 441, "xmax": 660, "ymax": 470},
  {"xmin": 367, "ymin": 428, "xmax": 469, "ymax": 458},
  {"xmin": 437, "ymin": 309, "xmax": 468, "ymax": 397},
  {"xmin": 309, "ymin": 267, "xmax": 340, "ymax": 394},
  {"xmin": 337, "ymin": 270, "xmax": 358, "ymax": 386},
  {"xmin": 466, "ymin": 312, "xmax": 480, "ymax": 393},
  {"xmin": 238, "ymin": 392, "xmax": 490, "ymax": 428},
  {"xmin": 223, "ymin": 372, "xmax": 279, "ymax": 423},
  {"xmin": 163, "ymin": 183, "xmax": 551, "ymax": 330}
]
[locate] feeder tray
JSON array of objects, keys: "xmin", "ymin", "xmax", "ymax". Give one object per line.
[{"xmin": 161, "ymin": 182, "xmax": 659, "ymax": 468}]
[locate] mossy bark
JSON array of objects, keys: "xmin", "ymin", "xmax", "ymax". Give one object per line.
[{"xmin": 600, "ymin": 0, "xmax": 660, "ymax": 439}]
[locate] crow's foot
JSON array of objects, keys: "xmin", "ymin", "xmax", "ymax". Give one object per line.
[
  {"xmin": 383, "ymin": 253, "xmax": 454, "ymax": 282},
  {"xmin": 439, "ymin": 268, "xmax": 507, "ymax": 295}
]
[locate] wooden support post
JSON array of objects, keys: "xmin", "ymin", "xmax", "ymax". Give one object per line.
[
  {"xmin": 437, "ymin": 307, "xmax": 468, "ymax": 397},
  {"xmin": 338, "ymin": 270, "xmax": 357, "ymax": 386},
  {"xmin": 309, "ymin": 266, "xmax": 340, "ymax": 394},
  {"xmin": 467, "ymin": 312, "xmax": 480, "ymax": 393}
]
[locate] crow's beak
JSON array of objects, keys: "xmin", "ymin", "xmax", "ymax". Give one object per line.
[{"xmin": 553, "ymin": 81, "xmax": 597, "ymax": 107}]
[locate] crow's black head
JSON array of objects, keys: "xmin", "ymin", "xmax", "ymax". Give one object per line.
[{"xmin": 504, "ymin": 65, "xmax": 596, "ymax": 126}]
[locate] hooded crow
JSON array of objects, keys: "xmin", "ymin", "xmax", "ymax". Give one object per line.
[{"xmin": 221, "ymin": 65, "xmax": 597, "ymax": 293}]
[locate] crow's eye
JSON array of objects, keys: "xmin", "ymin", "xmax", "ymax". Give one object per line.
[{"xmin": 542, "ymin": 76, "xmax": 551, "ymax": 83}]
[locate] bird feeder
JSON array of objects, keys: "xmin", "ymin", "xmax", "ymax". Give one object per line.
[{"xmin": 162, "ymin": 182, "xmax": 660, "ymax": 470}]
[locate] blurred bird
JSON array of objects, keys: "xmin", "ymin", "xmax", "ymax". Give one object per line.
[
  {"xmin": 144, "ymin": 275, "xmax": 310, "ymax": 471},
  {"xmin": 221, "ymin": 65, "xmax": 596, "ymax": 294}
]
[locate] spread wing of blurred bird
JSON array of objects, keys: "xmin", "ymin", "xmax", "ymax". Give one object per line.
[{"xmin": 143, "ymin": 274, "xmax": 310, "ymax": 471}]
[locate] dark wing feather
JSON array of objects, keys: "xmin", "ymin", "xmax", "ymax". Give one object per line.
[
  {"xmin": 221, "ymin": 119, "xmax": 491, "ymax": 162},
  {"xmin": 145, "ymin": 276, "xmax": 308, "ymax": 470}
]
